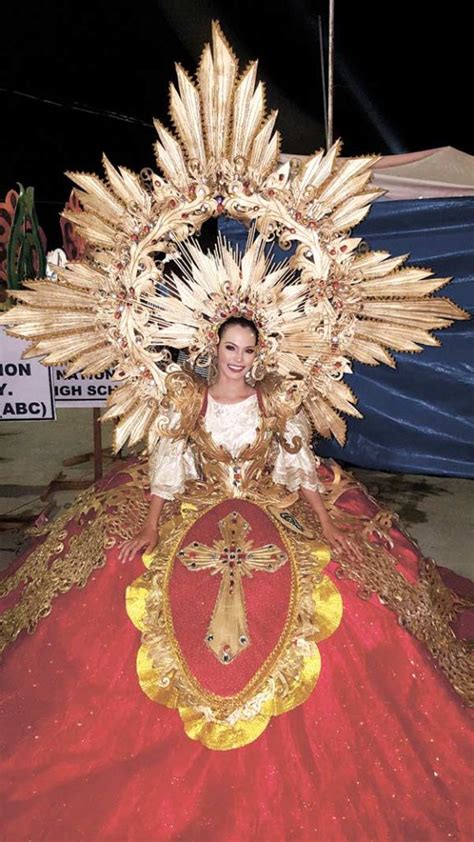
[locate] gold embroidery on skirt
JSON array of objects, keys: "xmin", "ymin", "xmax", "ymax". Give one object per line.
[
  {"xmin": 322, "ymin": 461, "xmax": 474, "ymax": 707},
  {"xmin": 0, "ymin": 463, "xmax": 153, "ymax": 655}
]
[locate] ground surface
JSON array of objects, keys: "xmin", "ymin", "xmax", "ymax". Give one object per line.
[{"xmin": 1, "ymin": 410, "xmax": 472, "ymax": 580}]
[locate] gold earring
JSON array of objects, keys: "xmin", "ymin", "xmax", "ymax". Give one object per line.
[
  {"xmin": 208, "ymin": 354, "xmax": 218, "ymax": 383},
  {"xmin": 251, "ymin": 358, "xmax": 266, "ymax": 382},
  {"xmin": 244, "ymin": 370, "xmax": 255, "ymax": 386}
]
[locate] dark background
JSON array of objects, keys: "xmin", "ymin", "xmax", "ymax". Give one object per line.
[{"xmin": 1, "ymin": 0, "xmax": 469, "ymax": 243}]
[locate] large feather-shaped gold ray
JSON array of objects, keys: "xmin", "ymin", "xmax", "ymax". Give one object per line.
[{"xmin": 0, "ymin": 22, "xmax": 468, "ymax": 451}]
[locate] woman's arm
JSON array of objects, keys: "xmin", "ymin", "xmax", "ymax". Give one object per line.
[
  {"xmin": 300, "ymin": 486, "xmax": 363, "ymax": 562},
  {"xmin": 118, "ymin": 494, "xmax": 165, "ymax": 563}
]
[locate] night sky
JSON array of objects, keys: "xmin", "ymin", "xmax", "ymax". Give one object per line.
[{"xmin": 1, "ymin": 1, "xmax": 470, "ymax": 243}]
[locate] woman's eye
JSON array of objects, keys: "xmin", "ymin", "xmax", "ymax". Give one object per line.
[
  {"xmin": 225, "ymin": 344, "xmax": 235, "ymax": 350},
  {"xmin": 245, "ymin": 348, "xmax": 255, "ymax": 355}
]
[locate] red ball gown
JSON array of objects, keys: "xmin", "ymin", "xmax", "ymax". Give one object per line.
[{"xmin": 1, "ymin": 392, "xmax": 473, "ymax": 841}]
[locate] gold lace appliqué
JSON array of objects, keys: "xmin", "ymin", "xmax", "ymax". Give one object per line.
[{"xmin": 0, "ymin": 462, "xmax": 152, "ymax": 655}]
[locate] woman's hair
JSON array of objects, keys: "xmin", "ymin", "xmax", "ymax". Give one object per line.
[{"xmin": 217, "ymin": 316, "xmax": 259, "ymax": 343}]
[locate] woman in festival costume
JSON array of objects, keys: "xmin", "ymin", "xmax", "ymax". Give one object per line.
[
  {"xmin": 1, "ymin": 23, "xmax": 473, "ymax": 842},
  {"xmin": 119, "ymin": 314, "xmax": 362, "ymax": 566}
]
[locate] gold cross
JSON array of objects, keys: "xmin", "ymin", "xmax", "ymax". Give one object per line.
[{"xmin": 178, "ymin": 511, "xmax": 288, "ymax": 664}]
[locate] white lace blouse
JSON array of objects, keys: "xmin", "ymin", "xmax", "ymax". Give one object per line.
[{"xmin": 149, "ymin": 393, "xmax": 322, "ymax": 499}]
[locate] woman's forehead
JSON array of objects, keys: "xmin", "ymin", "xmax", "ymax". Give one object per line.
[{"xmin": 220, "ymin": 324, "xmax": 257, "ymax": 345}]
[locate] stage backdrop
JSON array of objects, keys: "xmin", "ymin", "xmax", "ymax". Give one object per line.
[{"xmin": 219, "ymin": 197, "xmax": 474, "ymax": 477}]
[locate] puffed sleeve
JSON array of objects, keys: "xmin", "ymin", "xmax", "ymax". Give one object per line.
[
  {"xmin": 148, "ymin": 412, "xmax": 199, "ymax": 500},
  {"xmin": 272, "ymin": 410, "xmax": 323, "ymax": 493}
]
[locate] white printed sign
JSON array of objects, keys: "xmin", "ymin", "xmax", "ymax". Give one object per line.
[
  {"xmin": 0, "ymin": 327, "xmax": 56, "ymax": 421},
  {"xmin": 54, "ymin": 368, "xmax": 118, "ymax": 408}
]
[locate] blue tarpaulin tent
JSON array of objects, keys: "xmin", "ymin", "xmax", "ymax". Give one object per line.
[{"xmin": 219, "ymin": 190, "xmax": 474, "ymax": 477}]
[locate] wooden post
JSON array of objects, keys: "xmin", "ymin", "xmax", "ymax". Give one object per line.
[{"xmin": 93, "ymin": 408, "xmax": 103, "ymax": 481}]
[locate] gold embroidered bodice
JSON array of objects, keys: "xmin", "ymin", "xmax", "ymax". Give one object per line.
[{"xmin": 148, "ymin": 373, "xmax": 322, "ymax": 505}]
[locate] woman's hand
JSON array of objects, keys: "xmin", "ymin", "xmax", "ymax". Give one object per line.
[
  {"xmin": 321, "ymin": 520, "xmax": 364, "ymax": 563},
  {"xmin": 118, "ymin": 525, "xmax": 159, "ymax": 564}
]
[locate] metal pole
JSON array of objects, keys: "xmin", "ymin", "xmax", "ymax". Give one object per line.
[
  {"xmin": 318, "ymin": 15, "xmax": 328, "ymax": 148},
  {"xmin": 327, "ymin": 0, "xmax": 335, "ymax": 149}
]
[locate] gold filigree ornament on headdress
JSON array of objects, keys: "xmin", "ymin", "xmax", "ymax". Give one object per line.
[{"xmin": 0, "ymin": 21, "xmax": 467, "ymax": 452}]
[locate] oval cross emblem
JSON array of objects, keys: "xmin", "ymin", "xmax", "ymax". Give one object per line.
[{"xmin": 127, "ymin": 497, "xmax": 341, "ymax": 749}]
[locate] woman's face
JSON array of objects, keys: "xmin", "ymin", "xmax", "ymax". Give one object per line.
[{"xmin": 216, "ymin": 324, "xmax": 257, "ymax": 382}]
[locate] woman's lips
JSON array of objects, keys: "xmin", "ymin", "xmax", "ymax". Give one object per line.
[{"xmin": 227, "ymin": 364, "xmax": 245, "ymax": 372}]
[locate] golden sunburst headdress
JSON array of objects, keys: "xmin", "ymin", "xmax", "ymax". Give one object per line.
[
  {"xmin": 0, "ymin": 22, "xmax": 467, "ymax": 449},
  {"xmin": 150, "ymin": 233, "xmax": 313, "ymax": 381}
]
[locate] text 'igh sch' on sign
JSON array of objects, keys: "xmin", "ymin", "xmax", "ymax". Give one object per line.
[
  {"xmin": 0, "ymin": 326, "xmax": 56, "ymax": 421},
  {"xmin": 53, "ymin": 368, "xmax": 117, "ymax": 408}
]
